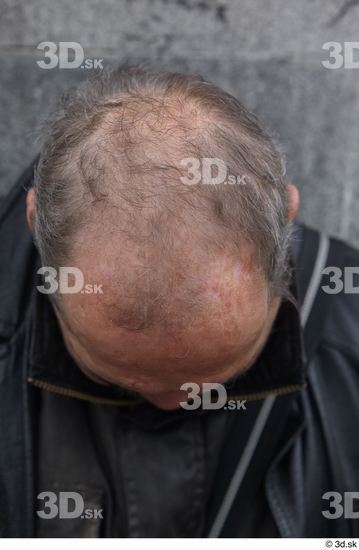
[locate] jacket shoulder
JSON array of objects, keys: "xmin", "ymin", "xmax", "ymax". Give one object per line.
[
  {"xmin": 295, "ymin": 223, "xmax": 359, "ymax": 357},
  {"xmin": 0, "ymin": 160, "xmax": 38, "ymax": 338}
]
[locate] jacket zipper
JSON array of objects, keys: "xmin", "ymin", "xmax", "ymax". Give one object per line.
[
  {"xmin": 27, "ymin": 377, "xmax": 144, "ymax": 407},
  {"xmin": 227, "ymin": 383, "xmax": 306, "ymax": 402},
  {"xmin": 28, "ymin": 376, "xmax": 305, "ymax": 407}
]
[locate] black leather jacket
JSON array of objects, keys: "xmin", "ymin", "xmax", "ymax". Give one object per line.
[{"xmin": 0, "ymin": 163, "xmax": 358, "ymax": 537}]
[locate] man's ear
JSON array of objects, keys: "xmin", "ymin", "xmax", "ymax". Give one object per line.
[
  {"xmin": 26, "ymin": 187, "xmax": 36, "ymax": 233},
  {"xmin": 287, "ymin": 183, "xmax": 300, "ymax": 222}
]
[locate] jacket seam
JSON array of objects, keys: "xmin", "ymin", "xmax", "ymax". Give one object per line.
[{"xmin": 319, "ymin": 337, "xmax": 359, "ymax": 363}]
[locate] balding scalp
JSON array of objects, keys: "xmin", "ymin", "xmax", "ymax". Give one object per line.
[{"xmin": 33, "ymin": 66, "xmax": 293, "ymax": 328}]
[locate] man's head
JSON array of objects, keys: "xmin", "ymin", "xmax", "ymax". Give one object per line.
[{"xmin": 26, "ymin": 66, "xmax": 299, "ymax": 409}]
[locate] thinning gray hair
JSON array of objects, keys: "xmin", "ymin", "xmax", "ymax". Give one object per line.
[{"xmin": 34, "ymin": 66, "xmax": 293, "ymax": 327}]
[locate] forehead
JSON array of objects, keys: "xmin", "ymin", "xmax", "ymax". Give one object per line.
[{"xmin": 59, "ymin": 251, "xmax": 269, "ymax": 371}]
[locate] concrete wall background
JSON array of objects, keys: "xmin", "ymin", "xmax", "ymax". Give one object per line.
[{"xmin": 1, "ymin": 0, "xmax": 359, "ymax": 245}]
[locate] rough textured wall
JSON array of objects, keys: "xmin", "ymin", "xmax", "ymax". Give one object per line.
[{"xmin": 1, "ymin": 0, "xmax": 358, "ymax": 245}]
